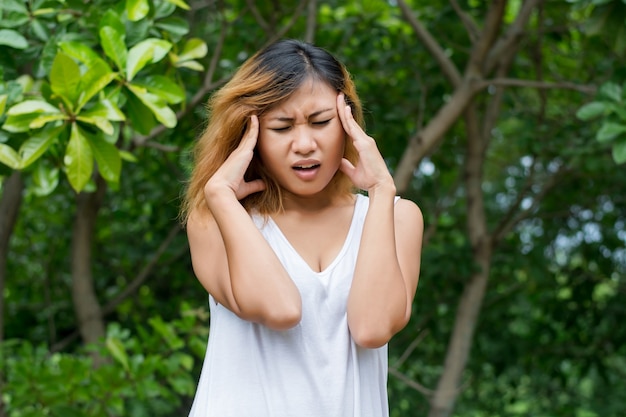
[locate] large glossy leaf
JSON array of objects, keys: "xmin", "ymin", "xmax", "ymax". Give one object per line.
[
  {"xmin": 65, "ymin": 123, "xmax": 93, "ymax": 192},
  {"xmin": 50, "ymin": 52, "xmax": 80, "ymax": 110},
  {"xmin": 58, "ymin": 41, "xmax": 112, "ymax": 71},
  {"xmin": 3, "ymin": 100, "xmax": 61, "ymax": 132},
  {"xmin": 127, "ymin": 84, "xmax": 176, "ymax": 127},
  {"xmin": 18, "ymin": 126, "xmax": 61, "ymax": 168},
  {"xmin": 76, "ymin": 115, "xmax": 114, "ymax": 135},
  {"xmin": 88, "ymin": 135, "xmax": 121, "ymax": 183},
  {"xmin": 29, "ymin": 113, "xmax": 67, "ymax": 129},
  {"xmin": 126, "ymin": 0, "xmax": 150, "ymax": 22},
  {"xmin": 100, "ymin": 26, "xmax": 127, "ymax": 74},
  {"xmin": 126, "ymin": 39, "xmax": 172, "ymax": 81},
  {"xmin": 80, "ymin": 101, "xmax": 125, "ymax": 123},
  {"xmin": 7, "ymin": 100, "xmax": 61, "ymax": 115},
  {"xmin": 0, "ymin": 143, "xmax": 20, "ymax": 169},
  {"xmin": 0, "ymin": 29, "xmax": 28, "ymax": 49},
  {"xmin": 77, "ymin": 60, "xmax": 119, "ymax": 111},
  {"xmin": 178, "ymin": 38, "xmax": 208, "ymax": 61},
  {"xmin": 132, "ymin": 75, "xmax": 185, "ymax": 104}
]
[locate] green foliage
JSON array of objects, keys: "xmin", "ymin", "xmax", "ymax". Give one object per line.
[
  {"xmin": 1, "ymin": 304, "xmax": 208, "ymax": 417},
  {"xmin": 0, "ymin": 0, "xmax": 205, "ymax": 192},
  {"xmin": 577, "ymin": 82, "xmax": 626, "ymax": 164}
]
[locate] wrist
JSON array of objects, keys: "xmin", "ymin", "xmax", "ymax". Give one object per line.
[{"xmin": 367, "ymin": 179, "xmax": 396, "ymax": 200}]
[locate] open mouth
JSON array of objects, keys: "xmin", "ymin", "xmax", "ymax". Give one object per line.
[{"xmin": 293, "ymin": 164, "xmax": 320, "ymax": 170}]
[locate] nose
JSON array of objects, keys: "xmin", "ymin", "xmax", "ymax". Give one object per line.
[{"xmin": 291, "ymin": 126, "xmax": 317, "ymax": 154}]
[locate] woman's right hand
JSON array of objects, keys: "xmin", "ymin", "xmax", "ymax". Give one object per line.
[{"xmin": 204, "ymin": 115, "xmax": 266, "ymax": 203}]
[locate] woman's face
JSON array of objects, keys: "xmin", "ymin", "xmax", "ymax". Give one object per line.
[{"xmin": 257, "ymin": 79, "xmax": 346, "ymax": 201}]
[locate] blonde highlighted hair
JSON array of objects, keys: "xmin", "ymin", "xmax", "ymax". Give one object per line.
[{"xmin": 180, "ymin": 39, "xmax": 364, "ymax": 224}]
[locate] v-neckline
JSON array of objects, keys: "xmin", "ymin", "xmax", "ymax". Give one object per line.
[{"xmin": 267, "ymin": 195, "xmax": 362, "ymax": 276}]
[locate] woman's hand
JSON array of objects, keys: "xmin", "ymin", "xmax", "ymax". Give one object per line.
[
  {"xmin": 336, "ymin": 94, "xmax": 395, "ymax": 194},
  {"xmin": 204, "ymin": 115, "xmax": 266, "ymax": 203}
]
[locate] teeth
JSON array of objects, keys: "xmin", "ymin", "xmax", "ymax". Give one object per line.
[{"xmin": 295, "ymin": 164, "xmax": 318, "ymax": 169}]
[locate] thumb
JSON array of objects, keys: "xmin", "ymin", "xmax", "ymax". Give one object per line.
[{"xmin": 339, "ymin": 158, "xmax": 356, "ymax": 179}]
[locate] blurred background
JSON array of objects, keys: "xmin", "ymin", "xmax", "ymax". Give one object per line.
[{"xmin": 0, "ymin": 0, "xmax": 624, "ymax": 416}]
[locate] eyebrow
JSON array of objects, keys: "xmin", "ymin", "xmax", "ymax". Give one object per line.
[{"xmin": 268, "ymin": 108, "xmax": 334, "ymax": 122}]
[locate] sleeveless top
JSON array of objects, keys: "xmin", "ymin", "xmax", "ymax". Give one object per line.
[{"xmin": 188, "ymin": 194, "xmax": 389, "ymax": 417}]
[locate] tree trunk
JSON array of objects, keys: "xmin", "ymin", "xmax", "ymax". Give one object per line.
[
  {"xmin": 0, "ymin": 171, "xmax": 24, "ymax": 417},
  {"xmin": 428, "ymin": 104, "xmax": 493, "ymax": 417},
  {"xmin": 71, "ymin": 175, "xmax": 107, "ymax": 348}
]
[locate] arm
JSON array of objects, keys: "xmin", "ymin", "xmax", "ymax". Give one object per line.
[
  {"xmin": 187, "ymin": 116, "xmax": 302, "ymax": 330},
  {"xmin": 337, "ymin": 95, "xmax": 424, "ymax": 348}
]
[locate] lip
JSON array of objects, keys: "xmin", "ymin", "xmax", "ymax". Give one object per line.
[{"xmin": 291, "ymin": 159, "xmax": 321, "ymax": 181}]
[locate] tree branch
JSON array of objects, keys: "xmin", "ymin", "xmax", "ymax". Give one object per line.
[
  {"xmin": 397, "ymin": 0, "xmax": 462, "ymax": 86},
  {"xmin": 304, "ymin": 0, "xmax": 317, "ymax": 43},
  {"xmin": 476, "ymin": 78, "xmax": 597, "ymax": 94},
  {"xmin": 449, "ymin": 0, "xmax": 479, "ymax": 43},
  {"xmin": 485, "ymin": 0, "xmax": 543, "ymax": 73}
]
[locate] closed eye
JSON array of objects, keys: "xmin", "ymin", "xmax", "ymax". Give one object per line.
[
  {"xmin": 270, "ymin": 126, "xmax": 291, "ymax": 132},
  {"xmin": 312, "ymin": 119, "xmax": 331, "ymax": 126}
]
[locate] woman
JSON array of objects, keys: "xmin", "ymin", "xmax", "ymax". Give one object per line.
[{"xmin": 181, "ymin": 39, "xmax": 423, "ymax": 417}]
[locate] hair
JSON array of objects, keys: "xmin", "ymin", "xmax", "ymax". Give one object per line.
[{"xmin": 180, "ymin": 39, "xmax": 364, "ymax": 224}]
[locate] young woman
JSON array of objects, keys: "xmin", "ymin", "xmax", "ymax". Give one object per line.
[{"xmin": 181, "ymin": 39, "xmax": 423, "ymax": 417}]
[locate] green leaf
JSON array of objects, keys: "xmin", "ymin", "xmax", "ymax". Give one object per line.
[
  {"xmin": 65, "ymin": 123, "xmax": 94, "ymax": 192},
  {"xmin": 89, "ymin": 135, "xmax": 121, "ymax": 183},
  {"xmin": 174, "ymin": 60, "xmax": 204, "ymax": 71},
  {"xmin": 125, "ymin": 91, "xmax": 156, "ymax": 135},
  {"xmin": 100, "ymin": 26, "xmax": 127, "ymax": 74},
  {"xmin": 0, "ymin": 29, "xmax": 28, "ymax": 49},
  {"xmin": 7, "ymin": 100, "xmax": 61, "ymax": 116},
  {"xmin": 30, "ymin": 18, "xmax": 49, "ymax": 42},
  {"xmin": 165, "ymin": 0, "xmax": 190, "ymax": 10},
  {"xmin": 133, "ymin": 75, "xmax": 185, "ymax": 104},
  {"xmin": 18, "ymin": 127, "xmax": 60, "ymax": 168},
  {"xmin": 126, "ymin": 38, "xmax": 172, "ymax": 81},
  {"xmin": 29, "ymin": 113, "xmax": 67, "ymax": 129},
  {"xmin": 596, "ymin": 122, "xmax": 626, "ymax": 142},
  {"xmin": 76, "ymin": 115, "xmax": 114, "ymax": 135},
  {"xmin": 126, "ymin": 0, "xmax": 150, "ymax": 21},
  {"xmin": 50, "ymin": 53, "xmax": 81, "ymax": 110},
  {"xmin": 32, "ymin": 161, "xmax": 59, "ymax": 196},
  {"xmin": 3, "ymin": 100, "xmax": 62, "ymax": 132},
  {"xmin": 119, "ymin": 150, "xmax": 138, "ymax": 162},
  {"xmin": 179, "ymin": 38, "xmax": 208, "ymax": 61},
  {"xmin": 77, "ymin": 60, "xmax": 119, "ymax": 110},
  {"xmin": 154, "ymin": 16, "xmax": 189, "ymax": 39},
  {"xmin": 576, "ymin": 102, "xmax": 606, "ymax": 121},
  {"xmin": 59, "ymin": 41, "xmax": 111, "ymax": 70},
  {"xmin": 599, "ymin": 82, "xmax": 622, "ymax": 103},
  {"xmin": 0, "ymin": 143, "xmax": 20, "ymax": 169},
  {"xmin": 127, "ymin": 84, "xmax": 176, "ymax": 127},
  {"xmin": 106, "ymin": 336, "xmax": 130, "ymax": 371},
  {"xmin": 0, "ymin": 94, "xmax": 7, "ymax": 117},
  {"xmin": 612, "ymin": 138, "xmax": 626, "ymax": 164},
  {"xmin": 80, "ymin": 101, "xmax": 126, "ymax": 124}
]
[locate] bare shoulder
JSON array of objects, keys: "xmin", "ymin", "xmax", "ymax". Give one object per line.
[{"xmin": 394, "ymin": 198, "xmax": 424, "ymax": 231}]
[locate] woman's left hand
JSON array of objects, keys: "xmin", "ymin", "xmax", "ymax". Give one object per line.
[{"xmin": 337, "ymin": 93, "xmax": 395, "ymax": 193}]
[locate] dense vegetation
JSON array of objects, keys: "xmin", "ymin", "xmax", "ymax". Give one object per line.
[{"xmin": 1, "ymin": 1, "xmax": 624, "ymax": 416}]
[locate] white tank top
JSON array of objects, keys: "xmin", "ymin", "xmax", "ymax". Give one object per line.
[{"xmin": 188, "ymin": 194, "xmax": 389, "ymax": 417}]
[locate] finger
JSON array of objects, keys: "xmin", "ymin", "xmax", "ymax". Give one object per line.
[
  {"xmin": 239, "ymin": 115, "xmax": 259, "ymax": 151},
  {"xmin": 339, "ymin": 158, "xmax": 356, "ymax": 178},
  {"xmin": 237, "ymin": 179, "xmax": 266, "ymax": 200}
]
